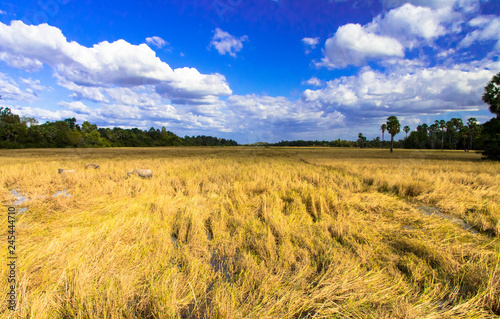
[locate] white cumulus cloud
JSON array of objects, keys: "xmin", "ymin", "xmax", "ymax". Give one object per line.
[
  {"xmin": 318, "ymin": 23, "xmax": 404, "ymax": 69},
  {"xmin": 369, "ymin": 3, "xmax": 454, "ymax": 47},
  {"xmin": 0, "ymin": 73, "xmax": 40, "ymax": 102},
  {"xmin": 210, "ymin": 28, "xmax": 248, "ymax": 58},
  {"xmin": 145, "ymin": 36, "xmax": 168, "ymax": 49},
  {"xmin": 379, "ymin": 0, "xmax": 479, "ymax": 11},
  {"xmin": 317, "ymin": 3, "xmax": 466, "ymax": 69},
  {"xmin": 303, "ymin": 61, "xmax": 500, "ymax": 122},
  {"xmin": 225, "ymin": 94, "xmax": 345, "ymax": 141},
  {"xmin": 0, "ymin": 21, "xmax": 232, "ymax": 105},
  {"xmin": 459, "ymin": 16, "xmax": 500, "ymax": 51},
  {"xmin": 302, "ymin": 77, "xmax": 323, "ymax": 86},
  {"xmin": 21, "ymin": 78, "xmax": 46, "ymax": 92},
  {"xmin": 302, "ymin": 37, "xmax": 319, "ymax": 54},
  {"xmin": 59, "ymin": 101, "xmax": 91, "ymax": 114}
]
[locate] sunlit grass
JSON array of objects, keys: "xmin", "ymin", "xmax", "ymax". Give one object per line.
[{"xmin": 0, "ymin": 147, "xmax": 499, "ymax": 318}]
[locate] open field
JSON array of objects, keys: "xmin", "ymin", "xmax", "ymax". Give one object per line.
[{"xmin": 1, "ymin": 147, "xmax": 499, "ymax": 318}]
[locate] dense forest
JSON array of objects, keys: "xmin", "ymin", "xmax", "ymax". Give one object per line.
[{"xmin": 0, "ymin": 107, "xmax": 238, "ymax": 148}]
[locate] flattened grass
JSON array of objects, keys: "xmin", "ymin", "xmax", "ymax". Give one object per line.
[{"xmin": 0, "ymin": 147, "xmax": 499, "ymax": 318}]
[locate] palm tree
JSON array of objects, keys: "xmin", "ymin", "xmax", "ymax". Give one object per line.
[
  {"xmin": 460, "ymin": 126, "xmax": 470, "ymax": 152},
  {"xmin": 386, "ymin": 116, "xmax": 401, "ymax": 153},
  {"xmin": 450, "ymin": 118, "xmax": 463, "ymax": 150},
  {"xmin": 422, "ymin": 123, "xmax": 429, "ymax": 135},
  {"xmin": 403, "ymin": 126, "xmax": 410, "ymax": 139},
  {"xmin": 381, "ymin": 124, "xmax": 387, "ymax": 148},
  {"xmin": 482, "ymin": 72, "xmax": 500, "ymax": 118},
  {"xmin": 358, "ymin": 133, "xmax": 366, "ymax": 148},
  {"xmin": 467, "ymin": 118, "xmax": 477, "ymax": 151},
  {"xmin": 439, "ymin": 119, "xmax": 446, "ymax": 151},
  {"xmin": 429, "ymin": 123, "xmax": 439, "ymax": 149}
]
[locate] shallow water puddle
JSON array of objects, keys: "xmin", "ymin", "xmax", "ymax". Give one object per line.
[
  {"xmin": 9, "ymin": 189, "xmax": 29, "ymax": 214},
  {"xmin": 9, "ymin": 189, "xmax": 73, "ymax": 214},
  {"xmin": 171, "ymin": 235, "xmax": 179, "ymax": 249},
  {"xmin": 53, "ymin": 189, "xmax": 72, "ymax": 198},
  {"xmin": 415, "ymin": 205, "xmax": 479, "ymax": 234},
  {"xmin": 210, "ymin": 249, "xmax": 241, "ymax": 281},
  {"xmin": 210, "ymin": 250, "xmax": 231, "ymax": 280},
  {"xmin": 10, "ymin": 189, "xmax": 29, "ymax": 205}
]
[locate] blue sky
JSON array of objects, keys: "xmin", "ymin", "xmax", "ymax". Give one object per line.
[{"xmin": 0, "ymin": 0, "xmax": 499, "ymax": 143}]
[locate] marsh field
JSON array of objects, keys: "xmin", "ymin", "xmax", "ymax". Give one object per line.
[{"xmin": 1, "ymin": 147, "xmax": 499, "ymax": 318}]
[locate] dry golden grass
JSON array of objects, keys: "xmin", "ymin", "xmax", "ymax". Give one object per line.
[{"xmin": 0, "ymin": 147, "xmax": 499, "ymax": 318}]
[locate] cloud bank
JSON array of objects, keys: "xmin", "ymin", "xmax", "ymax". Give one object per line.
[{"xmin": 0, "ymin": 21, "xmax": 231, "ymax": 105}]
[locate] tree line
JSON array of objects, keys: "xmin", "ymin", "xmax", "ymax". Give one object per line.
[
  {"xmin": 380, "ymin": 72, "xmax": 499, "ymax": 160},
  {"xmin": 400, "ymin": 117, "xmax": 499, "ymax": 160},
  {"xmin": 271, "ymin": 72, "xmax": 500, "ymax": 161},
  {"xmin": 401, "ymin": 118, "xmax": 481, "ymax": 151},
  {"xmin": 0, "ymin": 109, "xmax": 238, "ymax": 148}
]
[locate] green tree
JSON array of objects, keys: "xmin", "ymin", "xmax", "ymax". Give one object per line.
[
  {"xmin": 415, "ymin": 124, "xmax": 430, "ymax": 148},
  {"xmin": 0, "ymin": 107, "xmax": 25, "ymax": 145},
  {"xmin": 381, "ymin": 124, "xmax": 387, "ymax": 148},
  {"xmin": 481, "ymin": 73, "xmax": 500, "ymax": 160},
  {"xmin": 21, "ymin": 116, "xmax": 38, "ymax": 127},
  {"xmin": 481, "ymin": 118, "xmax": 500, "ymax": 160},
  {"xmin": 81, "ymin": 121, "xmax": 108, "ymax": 146},
  {"xmin": 403, "ymin": 126, "xmax": 410, "ymax": 139},
  {"xmin": 429, "ymin": 123, "xmax": 439, "ymax": 149},
  {"xmin": 64, "ymin": 118, "xmax": 77, "ymax": 130},
  {"xmin": 82, "ymin": 121, "xmax": 97, "ymax": 133},
  {"xmin": 439, "ymin": 120, "xmax": 446, "ymax": 151},
  {"xmin": 40, "ymin": 122, "xmax": 57, "ymax": 146},
  {"xmin": 54, "ymin": 121, "xmax": 72, "ymax": 147},
  {"xmin": 460, "ymin": 126, "xmax": 469, "ymax": 151},
  {"xmin": 467, "ymin": 118, "xmax": 478, "ymax": 151},
  {"xmin": 26, "ymin": 125, "xmax": 47, "ymax": 147},
  {"xmin": 449, "ymin": 118, "xmax": 463, "ymax": 150},
  {"xmin": 421, "ymin": 123, "xmax": 429, "ymax": 137},
  {"xmin": 357, "ymin": 133, "xmax": 366, "ymax": 148},
  {"xmin": 482, "ymin": 72, "xmax": 500, "ymax": 118},
  {"xmin": 386, "ymin": 116, "xmax": 401, "ymax": 153}
]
